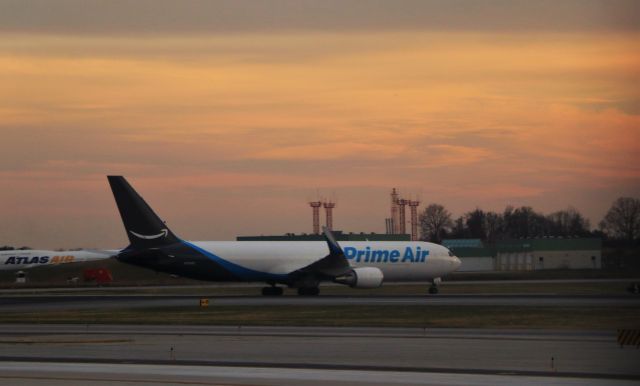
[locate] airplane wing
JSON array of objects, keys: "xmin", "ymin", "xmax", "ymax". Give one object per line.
[{"xmin": 293, "ymin": 227, "xmax": 352, "ymax": 278}]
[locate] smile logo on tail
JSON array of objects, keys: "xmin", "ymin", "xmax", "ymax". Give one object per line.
[{"xmin": 129, "ymin": 229, "xmax": 168, "ymax": 240}]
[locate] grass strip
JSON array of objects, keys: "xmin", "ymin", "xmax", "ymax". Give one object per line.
[{"xmin": 1, "ymin": 305, "xmax": 638, "ymax": 329}]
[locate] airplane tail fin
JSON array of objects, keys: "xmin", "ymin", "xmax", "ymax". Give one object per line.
[{"xmin": 107, "ymin": 176, "xmax": 181, "ymax": 249}]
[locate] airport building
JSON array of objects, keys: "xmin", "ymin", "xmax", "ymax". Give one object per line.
[
  {"xmin": 237, "ymin": 231, "xmax": 410, "ymax": 242},
  {"xmin": 495, "ymin": 238, "xmax": 602, "ymax": 271},
  {"xmin": 443, "ymin": 238, "xmax": 602, "ymax": 272},
  {"xmin": 442, "ymin": 239, "xmax": 495, "ymax": 272}
]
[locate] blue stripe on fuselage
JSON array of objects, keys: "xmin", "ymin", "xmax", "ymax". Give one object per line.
[{"xmin": 183, "ymin": 241, "xmax": 289, "ymax": 282}]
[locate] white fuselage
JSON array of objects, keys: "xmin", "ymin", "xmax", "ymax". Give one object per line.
[
  {"xmin": 0, "ymin": 250, "xmax": 115, "ymax": 271},
  {"xmin": 189, "ymin": 240, "xmax": 461, "ymax": 282}
]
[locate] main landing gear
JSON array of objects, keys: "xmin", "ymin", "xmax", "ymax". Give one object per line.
[{"xmin": 261, "ymin": 286, "xmax": 283, "ymax": 296}]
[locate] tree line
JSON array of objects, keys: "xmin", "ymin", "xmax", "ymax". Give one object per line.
[{"xmin": 419, "ymin": 196, "xmax": 640, "ymax": 244}]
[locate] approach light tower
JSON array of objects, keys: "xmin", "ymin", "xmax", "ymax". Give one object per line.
[
  {"xmin": 391, "ymin": 188, "xmax": 399, "ymax": 234},
  {"xmin": 309, "ymin": 201, "xmax": 322, "ymax": 235},
  {"xmin": 408, "ymin": 200, "xmax": 420, "ymax": 241},
  {"xmin": 323, "ymin": 201, "xmax": 336, "ymax": 231},
  {"xmin": 398, "ymin": 199, "xmax": 408, "ymax": 234}
]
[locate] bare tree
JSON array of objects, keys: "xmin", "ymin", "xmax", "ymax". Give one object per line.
[
  {"xmin": 485, "ymin": 211, "xmax": 503, "ymax": 243},
  {"xmin": 419, "ymin": 204, "xmax": 453, "ymax": 243},
  {"xmin": 547, "ymin": 207, "xmax": 591, "ymax": 237},
  {"xmin": 465, "ymin": 208, "xmax": 487, "ymax": 239},
  {"xmin": 599, "ymin": 197, "xmax": 640, "ymax": 241},
  {"xmin": 450, "ymin": 216, "xmax": 467, "ymax": 239}
]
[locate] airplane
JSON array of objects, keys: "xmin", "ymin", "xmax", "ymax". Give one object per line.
[
  {"xmin": 108, "ymin": 176, "xmax": 461, "ymax": 296},
  {"xmin": 0, "ymin": 249, "xmax": 115, "ymax": 271}
]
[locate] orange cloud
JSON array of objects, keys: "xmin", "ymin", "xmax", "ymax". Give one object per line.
[{"xmin": 1, "ymin": 31, "xmax": 639, "ymax": 247}]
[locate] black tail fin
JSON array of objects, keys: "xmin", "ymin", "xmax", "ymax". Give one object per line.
[{"xmin": 107, "ymin": 176, "xmax": 180, "ymax": 249}]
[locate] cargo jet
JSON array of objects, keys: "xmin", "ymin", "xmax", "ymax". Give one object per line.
[
  {"xmin": 108, "ymin": 176, "xmax": 461, "ymax": 296},
  {"xmin": 1, "ymin": 249, "xmax": 114, "ymax": 271}
]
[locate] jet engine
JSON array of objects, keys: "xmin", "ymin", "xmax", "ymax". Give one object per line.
[{"xmin": 334, "ymin": 267, "xmax": 384, "ymax": 288}]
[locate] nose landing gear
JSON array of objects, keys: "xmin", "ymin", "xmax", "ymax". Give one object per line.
[{"xmin": 428, "ymin": 277, "xmax": 442, "ymax": 295}]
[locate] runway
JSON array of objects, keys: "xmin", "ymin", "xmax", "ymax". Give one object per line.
[
  {"xmin": 2, "ymin": 289, "xmax": 637, "ymax": 384},
  {"xmin": 1, "ymin": 362, "xmax": 637, "ymax": 386},
  {"xmin": 0, "ymin": 325, "xmax": 638, "ymax": 385},
  {"xmin": 1, "ymin": 294, "xmax": 639, "ymax": 311}
]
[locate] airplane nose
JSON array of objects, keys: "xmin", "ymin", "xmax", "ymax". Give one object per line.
[{"xmin": 452, "ymin": 256, "xmax": 462, "ymax": 271}]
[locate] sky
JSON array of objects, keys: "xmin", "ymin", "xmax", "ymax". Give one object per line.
[{"xmin": 1, "ymin": 0, "xmax": 639, "ymax": 249}]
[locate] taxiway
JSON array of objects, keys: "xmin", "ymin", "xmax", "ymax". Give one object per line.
[
  {"xmin": 0, "ymin": 325, "xmax": 638, "ymax": 385},
  {"xmin": 0, "ymin": 294, "xmax": 638, "ymax": 311}
]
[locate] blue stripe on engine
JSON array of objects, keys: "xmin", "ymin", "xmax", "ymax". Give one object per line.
[{"xmin": 183, "ymin": 241, "xmax": 289, "ymax": 282}]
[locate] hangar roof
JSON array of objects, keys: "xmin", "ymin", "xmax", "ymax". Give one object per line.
[
  {"xmin": 442, "ymin": 239, "xmax": 484, "ymax": 248},
  {"xmin": 443, "ymin": 237, "xmax": 602, "ymax": 257},
  {"xmin": 497, "ymin": 238, "xmax": 602, "ymax": 252}
]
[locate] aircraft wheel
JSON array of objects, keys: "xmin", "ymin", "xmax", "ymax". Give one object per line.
[
  {"xmin": 428, "ymin": 285, "xmax": 439, "ymax": 295},
  {"xmin": 262, "ymin": 286, "xmax": 283, "ymax": 296},
  {"xmin": 297, "ymin": 287, "xmax": 320, "ymax": 296}
]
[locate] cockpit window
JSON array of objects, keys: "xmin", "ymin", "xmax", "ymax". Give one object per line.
[{"xmin": 448, "ymin": 250, "xmax": 455, "ymax": 257}]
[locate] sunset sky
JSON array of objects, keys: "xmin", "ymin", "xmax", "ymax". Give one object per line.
[{"xmin": 1, "ymin": 0, "xmax": 639, "ymax": 249}]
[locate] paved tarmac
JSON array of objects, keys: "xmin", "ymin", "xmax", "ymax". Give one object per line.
[
  {"xmin": 0, "ymin": 325, "xmax": 638, "ymax": 385},
  {"xmin": 1, "ymin": 362, "xmax": 637, "ymax": 386},
  {"xmin": 1, "ymin": 285, "xmax": 637, "ymax": 385},
  {"xmin": 1, "ymin": 294, "xmax": 639, "ymax": 311},
  {"xmin": 0, "ymin": 278, "xmax": 635, "ymax": 294}
]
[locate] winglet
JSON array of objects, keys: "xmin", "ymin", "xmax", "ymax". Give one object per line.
[{"xmin": 323, "ymin": 226, "xmax": 344, "ymax": 256}]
